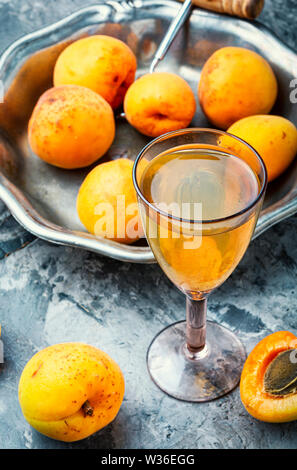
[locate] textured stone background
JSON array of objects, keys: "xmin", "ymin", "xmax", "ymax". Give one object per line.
[{"xmin": 0, "ymin": 0, "xmax": 297, "ymax": 449}]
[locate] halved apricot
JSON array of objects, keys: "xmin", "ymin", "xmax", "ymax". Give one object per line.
[{"xmin": 240, "ymin": 331, "xmax": 297, "ymax": 422}]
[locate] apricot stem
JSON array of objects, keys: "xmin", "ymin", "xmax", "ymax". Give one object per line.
[{"xmin": 82, "ymin": 400, "xmax": 94, "ymax": 417}]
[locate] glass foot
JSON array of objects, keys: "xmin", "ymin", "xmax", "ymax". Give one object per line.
[{"xmin": 147, "ymin": 320, "xmax": 246, "ymax": 402}]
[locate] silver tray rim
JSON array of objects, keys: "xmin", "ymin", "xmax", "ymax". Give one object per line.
[{"xmin": 0, "ymin": 0, "xmax": 296, "ymax": 264}]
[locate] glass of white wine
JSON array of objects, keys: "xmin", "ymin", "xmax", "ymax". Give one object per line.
[{"xmin": 133, "ymin": 128, "xmax": 267, "ymax": 402}]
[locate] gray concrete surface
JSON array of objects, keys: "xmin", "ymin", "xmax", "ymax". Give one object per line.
[{"xmin": 0, "ymin": 0, "xmax": 297, "ymax": 449}]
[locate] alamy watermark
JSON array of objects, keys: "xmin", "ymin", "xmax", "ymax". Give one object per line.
[
  {"xmin": 290, "ymin": 78, "xmax": 297, "ymax": 104},
  {"xmin": 94, "ymin": 197, "xmax": 202, "ymax": 249},
  {"xmin": 0, "ymin": 338, "xmax": 3, "ymax": 364},
  {"xmin": 289, "ymin": 339, "xmax": 297, "ymax": 363}
]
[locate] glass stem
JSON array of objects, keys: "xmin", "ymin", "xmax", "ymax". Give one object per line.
[{"xmin": 186, "ymin": 295, "xmax": 208, "ymax": 355}]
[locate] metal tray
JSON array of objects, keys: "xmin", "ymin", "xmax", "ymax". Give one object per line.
[{"xmin": 0, "ymin": 0, "xmax": 296, "ymax": 263}]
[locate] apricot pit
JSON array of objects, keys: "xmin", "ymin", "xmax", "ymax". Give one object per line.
[{"xmin": 264, "ymin": 349, "xmax": 297, "ymax": 396}]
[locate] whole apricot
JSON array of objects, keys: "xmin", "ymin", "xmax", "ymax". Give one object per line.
[
  {"xmin": 28, "ymin": 85, "xmax": 115, "ymax": 169},
  {"xmin": 228, "ymin": 115, "xmax": 297, "ymax": 181},
  {"xmin": 18, "ymin": 343, "xmax": 125, "ymax": 442},
  {"xmin": 198, "ymin": 47, "xmax": 278, "ymax": 129},
  {"xmin": 77, "ymin": 158, "xmax": 143, "ymax": 244},
  {"xmin": 54, "ymin": 35, "xmax": 137, "ymax": 109},
  {"xmin": 124, "ymin": 72, "xmax": 196, "ymax": 137},
  {"xmin": 240, "ymin": 331, "xmax": 297, "ymax": 423}
]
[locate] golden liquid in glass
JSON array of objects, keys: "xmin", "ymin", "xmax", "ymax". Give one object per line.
[{"xmin": 140, "ymin": 145, "xmax": 261, "ymax": 295}]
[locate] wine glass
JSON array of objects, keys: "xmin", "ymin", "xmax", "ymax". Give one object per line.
[{"xmin": 133, "ymin": 128, "xmax": 267, "ymax": 402}]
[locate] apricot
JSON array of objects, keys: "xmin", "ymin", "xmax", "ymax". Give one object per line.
[
  {"xmin": 77, "ymin": 158, "xmax": 143, "ymax": 244},
  {"xmin": 54, "ymin": 35, "xmax": 137, "ymax": 109},
  {"xmin": 124, "ymin": 72, "xmax": 196, "ymax": 137},
  {"xmin": 198, "ymin": 47, "xmax": 278, "ymax": 129},
  {"xmin": 240, "ymin": 331, "xmax": 297, "ymax": 423},
  {"xmin": 228, "ymin": 115, "xmax": 297, "ymax": 182},
  {"xmin": 18, "ymin": 343, "xmax": 125, "ymax": 442},
  {"xmin": 28, "ymin": 85, "xmax": 115, "ymax": 169}
]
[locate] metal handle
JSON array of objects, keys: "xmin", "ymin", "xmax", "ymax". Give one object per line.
[
  {"xmin": 149, "ymin": 0, "xmax": 192, "ymax": 72},
  {"xmin": 177, "ymin": 0, "xmax": 264, "ymax": 19}
]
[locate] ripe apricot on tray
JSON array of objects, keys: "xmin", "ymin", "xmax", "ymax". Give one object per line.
[
  {"xmin": 54, "ymin": 35, "xmax": 137, "ymax": 109},
  {"xmin": 77, "ymin": 158, "xmax": 143, "ymax": 244},
  {"xmin": 240, "ymin": 331, "xmax": 297, "ymax": 423},
  {"xmin": 28, "ymin": 85, "xmax": 115, "ymax": 169},
  {"xmin": 228, "ymin": 115, "xmax": 297, "ymax": 182},
  {"xmin": 198, "ymin": 47, "xmax": 277, "ymax": 129},
  {"xmin": 18, "ymin": 343, "xmax": 125, "ymax": 442},
  {"xmin": 124, "ymin": 72, "xmax": 196, "ymax": 137}
]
